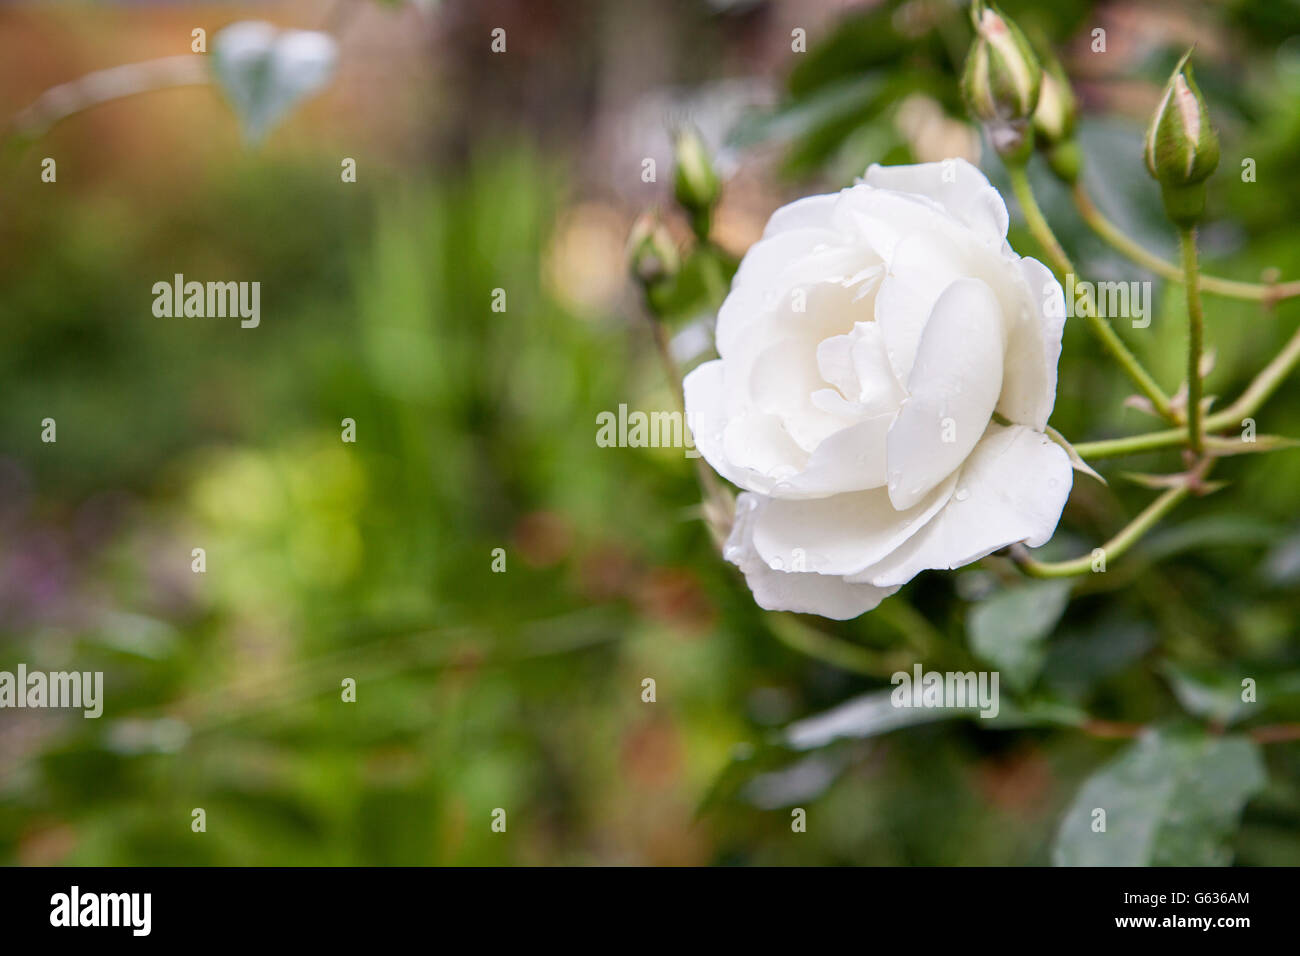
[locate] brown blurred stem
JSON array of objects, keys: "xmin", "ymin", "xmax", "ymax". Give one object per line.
[
  {"xmin": 1079, "ymin": 720, "xmax": 1300, "ymax": 744},
  {"xmin": 1249, "ymin": 724, "xmax": 1300, "ymax": 744},
  {"xmin": 1079, "ymin": 718, "xmax": 1144, "ymax": 739},
  {"xmin": 641, "ymin": 297, "xmax": 733, "ymax": 548},
  {"xmin": 1071, "ymin": 712, "xmax": 1300, "ymax": 743},
  {"xmin": 6, "ymin": 55, "xmax": 208, "ymax": 144}
]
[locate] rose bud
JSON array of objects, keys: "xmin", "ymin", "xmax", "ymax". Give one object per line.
[
  {"xmin": 672, "ymin": 124, "xmax": 721, "ymax": 237},
  {"xmin": 1144, "ymin": 50, "xmax": 1220, "ymax": 225},
  {"xmin": 1033, "ymin": 67, "xmax": 1075, "ymax": 145},
  {"xmin": 626, "ymin": 211, "xmax": 679, "ymax": 289},
  {"xmin": 1033, "ymin": 48, "xmax": 1083, "ymax": 183},
  {"xmin": 961, "ymin": 1, "xmax": 1042, "ymax": 163}
]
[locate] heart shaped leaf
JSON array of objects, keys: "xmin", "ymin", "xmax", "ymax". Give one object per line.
[{"xmin": 210, "ymin": 21, "xmax": 338, "ymax": 144}]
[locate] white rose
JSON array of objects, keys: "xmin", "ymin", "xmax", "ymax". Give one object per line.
[{"xmin": 684, "ymin": 159, "xmax": 1073, "ymax": 620}]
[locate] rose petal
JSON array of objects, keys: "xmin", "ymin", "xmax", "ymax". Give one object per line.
[
  {"xmin": 762, "ymin": 193, "xmax": 842, "ymax": 237},
  {"xmin": 686, "ymin": 361, "xmax": 894, "ymax": 499},
  {"xmin": 725, "ymin": 494, "xmax": 900, "ymax": 620},
  {"xmin": 686, "ymin": 360, "xmax": 792, "ymax": 492},
  {"xmin": 814, "ymin": 320, "xmax": 901, "ymax": 412},
  {"xmin": 716, "ymin": 228, "xmax": 842, "ymax": 356},
  {"xmin": 722, "ymin": 411, "xmax": 808, "ymax": 482},
  {"xmin": 815, "ymin": 330, "xmax": 862, "ymax": 401},
  {"xmin": 780, "ymin": 413, "xmax": 893, "ymax": 495},
  {"xmin": 851, "ymin": 320, "xmax": 905, "ymax": 412},
  {"xmin": 850, "ymin": 423, "xmax": 1073, "ymax": 588},
  {"xmin": 862, "ymin": 158, "xmax": 1010, "ymax": 247},
  {"xmin": 839, "ymin": 188, "xmax": 957, "ymax": 265},
  {"xmin": 995, "ymin": 255, "xmax": 1065, "ymax": 430},
  {"xmin": 749, "ymin": 336, "xmax": 851, "ymax": 451},
  {"xmin": 886, "ymin": 277, "xmax": 1005, "ymax": 510},
  {"xmin": 749, "ymin": 471, "xmax": 957, "ymax": 576},
  {"xmin": 874, "ymin": 230, "xmax": 970, "ymax": 382}
]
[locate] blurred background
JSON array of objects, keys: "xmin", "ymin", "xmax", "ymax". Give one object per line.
[{"xmin": 1, "ymin": 0, "xmax": 1299, "ymax": 866}]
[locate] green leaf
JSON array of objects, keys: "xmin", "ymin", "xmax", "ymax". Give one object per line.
[
  {"xmin": 967, "ymin": 579, "xmax": 1072, "ymax": 692},
  {"xmin": 1053, "ymin": 728, "xmax": 1266, "ymax": 866},
  {"xmin": 1043, "ymin": 612, "xmax": 1157, "ymax": 695},
  {"xmin": 740, "ymin": 751, "xmax": 846, "ymax": 809},
  {"xmin": 784, "ymin": 5, "xmax": 946, "ymax": 98},
  {"xmin": 727, "ymin": 74, "xmax": 887, "ymax": 152},
  {"xmin": 1160, "ymin": 662, "xmax": 1251, "ymax": 726},
  {"xmin": 693, "ymin": 742, "xmax": 810, "ymax": 819},
  {"xmin": 783, "ymin": 688, "xmax": 963, "ymax": 751}
]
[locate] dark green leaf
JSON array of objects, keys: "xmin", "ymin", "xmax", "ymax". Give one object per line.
[
  {"xmin": 1053, "ymin": 728, "xmax": 1266, "ymax": 866},
  {"xmin": 967, "ymin": 579, "xmax": 1072, "ymax": 691}
]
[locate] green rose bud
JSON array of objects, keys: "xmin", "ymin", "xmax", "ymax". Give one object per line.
[
  {"xmin": 960, "ymin": 0, "xmax": 1042, "ymax": 163},
  {"xmin": 672, "ymin": 125, "xmax": 720, "ymax": 238},
  {"xmin": 1144, "ymin": 50, "xmax": 1220, "ymax": 225},
  {"xmin": 626, "ymin": 211, "xmax": 679, "ymax": 289},
  {"xmin": 1032, "ymin": 47, "xmax": 1082, "ymax": 183},
  {"xmin": 1033, "ymin": 57, "xmax": 1076, "ymax": 145}
]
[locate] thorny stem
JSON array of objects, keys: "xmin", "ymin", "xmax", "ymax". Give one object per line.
[
  {"xmin": 1007, "ymin": 165, "xmax": 1176, "ymax": 422},
  {"xmin": 1181, "ymin": 227, "xmax": 1206, "ymax": 454},
  {"xmin": 1215, "ymin": 317, "xmax": 1300, "ymax": 426},
  {"xmin": 1072, "ymin": 319, "xmax": 1300, "ymax": 459},
  {"xmin": 1073, "ymin": 183, "xmax": 1300, "ymax": 303},
  {"xmin": 1010, "ymin": 481, "xmax": 1194, "ymax": 578},
  {"xmin": 1070, "ymin": 429, "xmax": 1196, "ymax": 458},
  {"xmin": 1074, "ymin": 431, "xmax": 1290, "ymax": 459}
]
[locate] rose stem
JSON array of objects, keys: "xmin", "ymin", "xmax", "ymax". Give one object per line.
[
  {"xmin": 1009, "ymin": 482, "xmax": 1192, "ymax": 578},
  {"xmin": 1007, "ymin": 165, "xmax": 1177, "ymax": 424},
  {"xmin": 1072, "ymin": 183, "xmax": 1300, "ymax": 303},
  {"xmin": 1072, "ymin": 318, "xmax": 1300, "ymax": 459},
  {"xmin": 1180, "ymin": 227, "xmax": 1206, "ymax": 454}
]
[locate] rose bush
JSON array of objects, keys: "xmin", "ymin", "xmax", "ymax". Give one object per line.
[{"xmin": 684, "ymin": 159, "xmax": 1073, "ymax": 619}]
